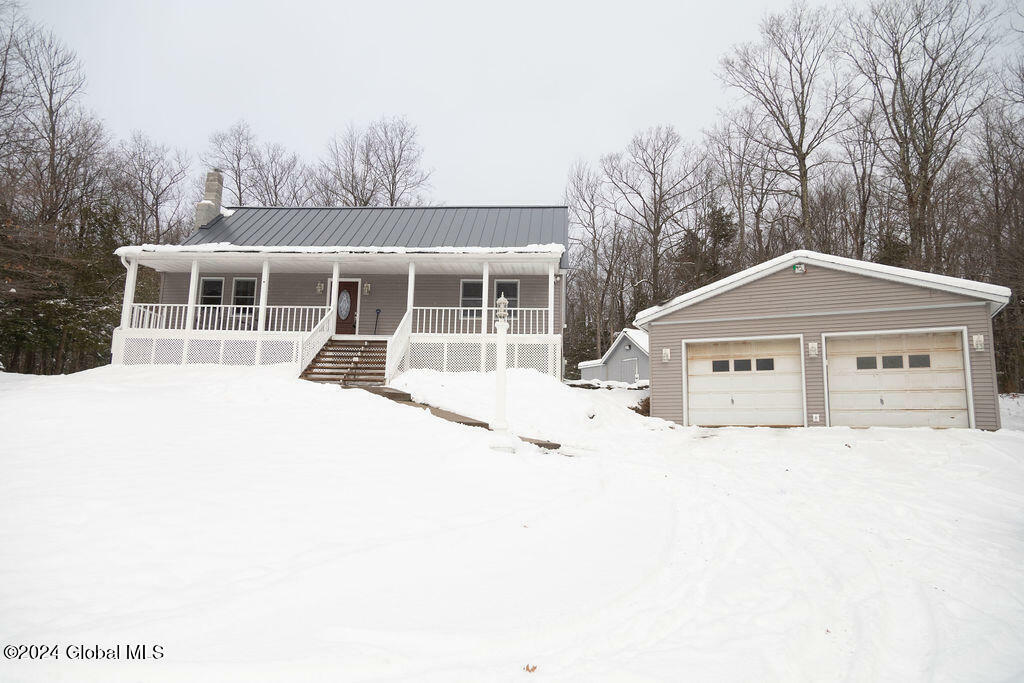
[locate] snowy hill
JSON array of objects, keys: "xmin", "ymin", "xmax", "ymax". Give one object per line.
[{"xmin": 2, "ymin": 367, "xmax": 1024, "ymax": 682}]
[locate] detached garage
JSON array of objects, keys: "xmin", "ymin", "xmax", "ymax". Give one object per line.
[{"xmin": 635, "ymin": 251, "xmax": 1011, "ymax": 430}]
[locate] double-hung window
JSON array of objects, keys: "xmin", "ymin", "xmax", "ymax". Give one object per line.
[
  {"xmin": 199, "ymin": 278, "xmax": 223, "ymax": 305},
  {"xmin": 495, "ymin": 280, "xmax": 519, "ymax": 310},
  {"xmin": 460, "ymin": 280, "xmax": 483, "ymax": 317},
  {"xmin": 232, "ymin": 278, "xmax": 257, "ymax": 307}
]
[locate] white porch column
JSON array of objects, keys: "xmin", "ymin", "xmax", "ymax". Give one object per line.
[
  {"xmin": 257, "ymin": 259, "xmax": 270, "ymax": 332},
  {"xmin": 119, "ymin": 257, "xmax": 139, "ymax": 328},
  {"xmin": 480, "ymin": 261, "xmax": 489, "ymax": 371},
  {"xmin": 547, "ymin": 261, "xmax": 555, "ymax": 335},
  {"xmin": 481, "ymin": 262, "xmax": 490, "ymax": 330},
  {"xmin": 407, "ymin": 260, "xmax": 416, "ymax": 313},
  {"xmin": 183, "ymin": 259, "xmax": 199, "ymax": 364},
  {"xmin": 330, "ymin": 262, "xmax": 340, "ymax": 316},
  {"xmin": 184, "ymin": 259, "xmax": 200, "ymax": 330}
]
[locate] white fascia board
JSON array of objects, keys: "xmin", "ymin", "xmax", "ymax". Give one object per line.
[
  {"xmin": 634, "ymin": 250, "xmax": 1011, "ymax": 326},
  {"xmin": 577, "ymin": 359, "xmax": 603, "ymax": 369},
  {"xmin": 115, "ymin": 243, "xmax": 565, "ymax": 258}
]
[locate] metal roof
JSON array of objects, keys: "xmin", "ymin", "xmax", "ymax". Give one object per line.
[{"xmin": 182, "ymin": 206, "xmax": 569, "ymax": 267}]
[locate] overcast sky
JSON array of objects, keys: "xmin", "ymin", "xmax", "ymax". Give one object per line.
[{"xmin": 27, "ymin": 0, "xmax": 804, "ymax": 205}]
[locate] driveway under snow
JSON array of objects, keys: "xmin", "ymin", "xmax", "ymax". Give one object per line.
[{"xmin": 2, "ymin": 367, "xmax": 1023, "ymax": 682}]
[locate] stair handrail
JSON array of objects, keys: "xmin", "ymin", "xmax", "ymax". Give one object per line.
[
  {"xmin": 385, "ymin": 308, "xmax": 412, "ymax": 383},
  {"xmin": 299, "ymin": 310, "xmax": 335, "ymax": 372}
]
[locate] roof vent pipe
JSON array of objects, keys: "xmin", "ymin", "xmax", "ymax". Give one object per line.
[{"xmin": 194, "ymin": 169, "xmax": 224, "ymax": 229}]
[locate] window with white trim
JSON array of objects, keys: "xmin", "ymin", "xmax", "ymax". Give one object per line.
[
  {"xmin": 199, "ymin": 278, "xmax": 223, "ymax": 305},
  {"xmin": 232, "ymin": 278, "xmax": 256, "ymax": 307},
  {"xmin": 495, "ymin": 280, "xmax": 519, "ymax": 309},
  {"xmin": 460, "ymin": 280, "xmax": 482, "ymax": 316}
]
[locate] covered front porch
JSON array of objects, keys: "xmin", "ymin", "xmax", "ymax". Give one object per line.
[{"xmin": 111, "ymin": 245, "xmax": 565, "ymax": 382}]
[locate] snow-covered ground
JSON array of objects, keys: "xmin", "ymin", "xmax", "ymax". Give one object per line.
[
  {"xmin": 2, "ymin": 366, "xmax": 1024, "ymax": 682},
  {"xmin": 1001, "ymin": 393, "xmax": 1024, "ymax": 431}
]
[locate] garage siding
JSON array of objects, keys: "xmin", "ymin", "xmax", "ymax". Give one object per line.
[{"xmin": 647, "ymin": 265, "xmax": 1000, "ymax": 430}]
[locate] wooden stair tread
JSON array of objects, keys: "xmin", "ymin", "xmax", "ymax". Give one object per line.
[{"xmin": 300, "ymin": 338, "xmax": 390, "ymax": 387}]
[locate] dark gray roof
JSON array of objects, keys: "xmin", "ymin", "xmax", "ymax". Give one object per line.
[{"xmin": 183, "ymin": 206, "xmax": 569, "ymax": 265}]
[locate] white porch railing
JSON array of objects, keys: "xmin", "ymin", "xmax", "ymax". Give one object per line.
[
  {"xmin": 299, "ymin": 309, "xmax": 335, "ymax": 370},
  {"xmin": 411, "ymin": 307, "xmax": 549, "ymax": 335},
  {"xmin": 265, "ymin": 306, "xmax": 330, "ymax": 333},
  {"xmin": 129, "ymin": 304, "xmax": 329, "ymax": 333},
  {"xmin": 385, "ymin": 309, "xmax": 412, "ymax": 383}
]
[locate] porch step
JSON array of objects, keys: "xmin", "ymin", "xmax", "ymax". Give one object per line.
[{"xmin": 300, "ymin": 339, "xmax": 388, "ymax": 387}]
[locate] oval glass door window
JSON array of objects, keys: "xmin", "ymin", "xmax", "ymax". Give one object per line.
[{"xmin": 338, "ymin": 290, "xmax": 351, "ymax": 319}]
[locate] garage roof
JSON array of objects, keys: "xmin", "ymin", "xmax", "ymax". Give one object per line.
[{"xmin": 634, "ymin": 250, "xmax": 1012, "ymax": 327}]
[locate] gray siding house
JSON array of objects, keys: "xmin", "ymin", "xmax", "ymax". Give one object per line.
[
  {"xmin": 578, "ymin": 328, "xmax": 649, "ymax": 383},
  {"xmin": 111, "ymin": 171, "xmax": 568, "ymax": 386},
  {"xmin": 634, "ymin": 251, "xmax": 1010, "ymax": 430}
]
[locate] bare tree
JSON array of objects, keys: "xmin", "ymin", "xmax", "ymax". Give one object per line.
[
  {"xmin": 837, "ymin": 105, "xmax": 881, "ymax": 259},
  {"xmin": 369, "ymin": 116, "xmax": 431, "ymax": 206},
  {"xmin": 566, "ymin": 160, "xmax": 623, "ymax": 356},
  {"xmin": 846, "ymin": 0, "xmax": 998, "ymax": 268},
  {"xmin": 310, "ymin": 124, "xmax": 381, "ymax": 207},
  {"xmin": 719, "ymin": 1, "xmax": 850, "ymax": 247},
  {"xmin": 249, "ymin": 141, "xmax": 308, "ymax": 206},
  {"xmin": 0, "ymin": 1, "xmax": 29, "ymax": 167},
  {"xmin": 115, "ymin": 131, "xmax": 190, "ymax": 244},
  {"xmin": 708, "ymin": 108, "xmax": 787, "ymax": 265},
  {"xmin": 202, "ymin": 120, "xmax": 255, "ymax": 205},
  {"xmin": 601, "ymin": 125, "xmax": 703, "ymax": 303},
  {"xmin": 16, "ymin": 25, "xmax": 90, "ymax": 231}
]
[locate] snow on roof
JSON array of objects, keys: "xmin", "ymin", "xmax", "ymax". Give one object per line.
[
  {"xmin": 635, "ymin": 250, "xmax": 1012, "ymax": 326},
  {"xmin": 621, "ymin": 328, "xmax": 649, "ymax": 354},
  {"xmin": 115, "ymin": 243, "xmax": 565, "ymax": 258},
  {"xmin": 577, "ymin": 328, "xmax": 650, "ymax": 369}
]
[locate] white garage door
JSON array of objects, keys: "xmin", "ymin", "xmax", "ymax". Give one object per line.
[
  {"xmin": 825, "ymin": 331, "xmax": 969, "ymax": 428},
  {"xmin": 686, "ymin": 338, "xmax": 804, "ymax": 426}
]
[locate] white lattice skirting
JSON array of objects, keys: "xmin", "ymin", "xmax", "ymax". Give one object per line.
[
  {"xmin": 111, "ymin": 329, "xmax": 302, "ymax": 369},
  {"xmin": 403, "ymin": 334, "xmax": 561, "ymax": 378}
]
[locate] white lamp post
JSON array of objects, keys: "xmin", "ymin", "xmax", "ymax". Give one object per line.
[{"xmin": 491, "ymin": 294, "xmax": 515, "ymax": 452}]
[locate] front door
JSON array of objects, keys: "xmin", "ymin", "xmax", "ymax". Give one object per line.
[{"xmin": 335, "ymin": 281, "xmax": 359, "ymax": 334}]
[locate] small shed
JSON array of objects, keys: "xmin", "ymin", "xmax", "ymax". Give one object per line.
[{"xmin": 578, "ymin": 328, "xmax": 650, "ymax": 383}]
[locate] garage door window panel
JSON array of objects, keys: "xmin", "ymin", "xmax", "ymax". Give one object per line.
[
  {"xmin": 856, "ymin": 356, "xmax": 877, "ymax": 370},
  {"xmin": 882, "ymin": 355, "xmax": 904, "ymax": 369},
  {"xmin": 755, "ymin": 358, "xmax": 774, "ymax": 371},
  {"xmin": 712, "ymin": 360, "xmax": 729, "ymax": 372},
  {"xmin": 908, "ymin": 354, "xmax": 930, "ymax": 368},
  {"xmin": 733, "ymin": 359, "xmax": 752, "ymax": 372}
]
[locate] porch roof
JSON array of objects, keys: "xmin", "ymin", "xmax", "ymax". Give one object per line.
[{"xmin": 114, "ymin": 243, "xmax": 565, "ymax": 275}]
